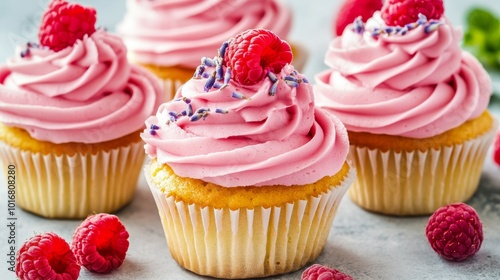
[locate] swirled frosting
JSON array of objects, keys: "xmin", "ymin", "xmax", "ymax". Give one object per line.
[
  {"xmin": 117, "ymin": 0, "xmax": 292, "ymax": 68},
  {"xmin": 0, "ymin": 29, "xmax": 164, "ymax": 144},
  {"xmin": 142, "ymin": 64, "xmax": 349, "ymax": 187},
  {"xmin": 315, "ymin": 12, "xmax": 491, "ymax": 138}
]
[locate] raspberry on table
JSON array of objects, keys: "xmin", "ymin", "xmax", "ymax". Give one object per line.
[
  {"xmin": 72, "ymin": 213, "xmax": 129, "ymax": 273},
  {"xmin": 334, "ymin": 0, "xmax": 383, "ymax": 36},
  {"xmin": 38, "ymin": 0, "xmax": 97, "ymax": 51},
  {"xmin": 381, "ymin": 0, "xmax": 444, "ymax": 27},
  {"xmin": 493, "ymin": 132, "xmax": 500, "ymax": 166},
  {"xmin": 426, "ymin": 203, "xmax": 483, "ymax": 261},
  {"xmin": 16, "ymin": 232, "xmax": 81, "ymax": 280},
  {"xmin": 302, "ymin": 264, "xmax": 354, "ymax": 280},
  {"xmin": 224, "ymin": 29, "xmax": 292, "ymax": 85}
]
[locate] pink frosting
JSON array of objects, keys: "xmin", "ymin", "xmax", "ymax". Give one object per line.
[
  {"xmin": 117, "ymin": 0, "xmax": 292, "ymax": 68},
  {"xmin": 315, "ymin": 13, "xmax": 491, "ymax": 138},
  {"xmin": 0, "ymin": 29, "xmax": 164, "ymax": 144},
  {"xmin": 142, "ymin": 64, "xmax": 349, "ymax": 187}
]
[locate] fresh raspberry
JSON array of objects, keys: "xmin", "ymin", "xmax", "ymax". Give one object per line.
[
  {"xmin": 381, "ymin": 0, "xmax": 444, "ymax": 27},
  {"xmin": 302, "ymin": 264, "xmax": 354, "ymax": 280},
  {"xmin": 38, "ymin": 0, "xmax": 97, "ymax": 51},
  {"xmin": 426, "ymin": 203, "xmax": 483, "ymax": 261},
  {"xmin": 334, "ymin": 0, "xmax": 383, "ymax": 36},
  {"xmin": 224, "ymin": 29, "xmax": 292, "ymax": 85},
  {"xmin": 493, "ymin": 132, "xmax": 500, "ymax": 166},
  {"xmin": 72, "ymin": 213, "xmax": 129, "ymax": 273},
  {"xmin": 15, "ymin": 232, "xmax": 80, "ymax": 280}
]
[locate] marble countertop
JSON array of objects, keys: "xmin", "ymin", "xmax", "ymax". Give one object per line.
[{"xmin": 1, "ymin": 1, "xmax": 500, "ymax": 279}]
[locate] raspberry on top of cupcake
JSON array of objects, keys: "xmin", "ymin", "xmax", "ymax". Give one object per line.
[
  {"xmin": 316, "ymin": 0, "xmax": 491, "ymax": 139},
  {"xmin": 0, "ymin": 0, "xmax": 163, "ymax": 144},
  {"xmin": 142, "ymin": 29, "xmax": 349, "ymax": 187}
]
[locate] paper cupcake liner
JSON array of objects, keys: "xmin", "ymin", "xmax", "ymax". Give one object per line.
[
  {"xmin": 348, "ymin": 127, "xmax": 496, "ymax": 216},
  {"xmin": 147, "ymin": 164, "xmax": 355, "ymax": 279},
  {"xmin": 162, "ymin": 78, "xmax": 186, "ymax": 101},
  {"xmin": 0, "ymin": 141, "xmax": 145, "ymax": 219}
]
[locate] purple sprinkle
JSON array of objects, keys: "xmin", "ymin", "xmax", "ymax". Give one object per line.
[
  {"xmin": 231, "ymin": 91, "xmax": 248, "ymax": 100},
  {"xmin": 285, "ymin": 79, "xmax": 299, "ymax": 88},
  {"xmin": 215, "ymin": 59, "xmax": 224, "ymax": 81},
  {"xmin": 20, "ymin": 48, "xmax": 30, "ymax": 58},
  {"xmin": 183, "ymin": 97, "xmax": 191, "ymax": 104},
  {"xmin": 302, "ymin": 77, "xmax": 309, "ymax": 83},
  {"xmin": 201, "ymin": 56, "xmax": 216, "ymax": 67},
  {"xmin": 181, "ymin": 110, "xmax": 187, "ymax": 116},
  {"xmin": 149, "ymin": 129, "xmax": 157, "ymax": 136},
  {"xmin": 218, "ymin": 41, "xmax": 229, "ymax": 58},
  {"xmin": 215, "ymin": 108, "xmax": 228, "ymax": 114},
  {"xmin": 223, "ymin": 67, "xmax": 231, "ymax": 85},
  {"xmin": 371, "ymin": 28, "xmax": 383, "ymax": 37},
  {"xmin": 170, "ymin": 116, "xmax": 177, "ymax": 122},
  {"xmin": 168, "ymin": 111, "xmax": 178, "ymax": 117},
  {"xmin": 202, "ymin": 72, "xmax": 210, "ymax": 79},
  {"xmin": 193, "ymin": 65, "xmax": 205, "ymax": 79},
  {"xmin": 267, "ymin": 71, "xmax": 278, "ymax": 83},
  {"xmin": 204, "ymin": 71, "xmax": 216, "ymax": 92},
  {"xmin": 195, "ymin": 108, "xmax": 210, "ymax": 114},
  {"xmin": 190, "ymin": 114, "xmax": 201, "ymax": 122},
  {"xmin": 353, "ymin": 16, "xmax": 364, "ymax": 34},
  {"xmin": 417, "ymin": 13, "xmax": 427, "ymax": 25},
  {"xmin": 150, "ymin": 124, "xmax": 160, "ymax": 130},
  {"xmin": 284, "ymin": 76, "xmax": 298, "ymax": 82},
  {"xmin": 213, "ymin": 82, "xmax": 222, "ymax": 89},
  {"xmin": 398, "ymin": 26, "xmax": 408, "ymax": 35},
  {"xmin": 187, "ymin": 103, "xmax": 194, "ymax": 116},
  {"xmin": 385, "ymin": 27, "xmax": 395, "ymax": 34},
  {"xmin": 424, "ymin": 22, "xmax": 441, "ymax": 34},
  {"xmin": 269, "ymin": 80, "xmax": 279, "ymax": 96}
]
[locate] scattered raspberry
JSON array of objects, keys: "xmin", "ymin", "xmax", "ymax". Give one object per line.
[
  {"xmin": 302, "ymin": 264, "xmax": 354, "ymax": 280},
  {"xmin": 426, "ymin": 203, "xmax": 483, "ymax": 261},
  {"xmin": 72, "ymin": 213, "xmax": 129, "ymax": 273},
  {"xmin": 16, "ymin": 232, "xmax": 80, "ymax": 280},
  {"xmin": 224, "ymin": 29, "xmax": 292, "ymax": 85},
  {"xmin": 493, "ymin": 132, "xmax": 500, "ymax": 166},
  {"xmin": 381, "ymin": 0, "xmax": 444, "ymax": 27},
  {"xmin": 38, "ymin": 0, "xmax": 97, "ymax": 51},
  {"xmin": 334, "ymin": 0, "xmax": 383, "ymax": 36}
]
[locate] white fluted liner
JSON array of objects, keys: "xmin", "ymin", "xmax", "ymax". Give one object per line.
[
  {"xmin": 162, "ymin": 78, "xmax": 184, "ymax": 101},
  {"xmin": 147, "ymin": 165, "xmax": 355, "ymax": 279},
  {"xmin": 348, "ymin": 127, "xmax": 496, "ymax": 216},
  {"xmin": 0, "ymin": 141, "xmax": 145, "ymax": 219}
]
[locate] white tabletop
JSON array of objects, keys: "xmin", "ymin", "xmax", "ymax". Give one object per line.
[{"xmin": 1, "ymin": 1, "xmax": 500, "ymax": 279}]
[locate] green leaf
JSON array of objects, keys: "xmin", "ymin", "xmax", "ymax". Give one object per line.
[{"xmin": 466, "ymin": 8, "xmax": 499, "ymax": 32}]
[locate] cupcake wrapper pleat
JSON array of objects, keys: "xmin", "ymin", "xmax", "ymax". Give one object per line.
[
  {"xmin": 348, "ymin": 126, "xmax": 496, "ymax": 215},
  {"xmin": 162, "ymin": 78, "xmax": 185, "ymax": 101},
  {"xmin": 0, "ymin": 141, "xmax": 144, "ymax": 219},
  {"xmin": 147, "ymin": 164, "xmax": 355, "ymax": 279}
]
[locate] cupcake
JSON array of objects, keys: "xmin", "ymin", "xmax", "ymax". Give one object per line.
[
  {"xmin": 0, "ymin": 0, "xmax": 164, "ymax": 218},
  {"xmin": 314, "ymin": 0, "xmax": 496, "ymax": 215},
  {"xmin": 117, "ymin": 0, "xmax": 308, "ymax": 101},
  {"xmin": 141, "ymin": 29, "xmax": 354, "ymax": 278}
]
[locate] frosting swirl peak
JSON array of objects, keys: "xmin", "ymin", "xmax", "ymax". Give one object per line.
[
  {"xmin": 315, "ymin": 13, "xmax": 491, "ymax": 138},
  {"xmin": 142, "ymin": 64, "xmax": 349, "ymax": 187},
  {"xmin": 0, "ymin": 29, "xmax": 164, "ymax": 144},
  {"xmin": 117, "ymin": 0, "xmax": 292, "ymax": 68}
]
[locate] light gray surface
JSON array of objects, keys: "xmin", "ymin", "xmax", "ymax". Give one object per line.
[{"xmin": 1, "ymin": 1, "xmax": 500, "ymax": 279}]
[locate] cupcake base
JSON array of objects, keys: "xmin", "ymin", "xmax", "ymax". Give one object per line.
[
  {"xmin": 0, "ymin": 125, "xmax": 145, "ymax": 219},
  {"xmin": 146, "ymin": 161, "xmax": 355, "ymax": 279},
  {"xmin": 348, "ymin": 112, "xmax": 496, "ymax": 216}
]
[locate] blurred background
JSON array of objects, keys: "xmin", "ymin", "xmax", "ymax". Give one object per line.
[{"xmin": 1, "ymin": 0, "xmax": 499, "ymax": 82}]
